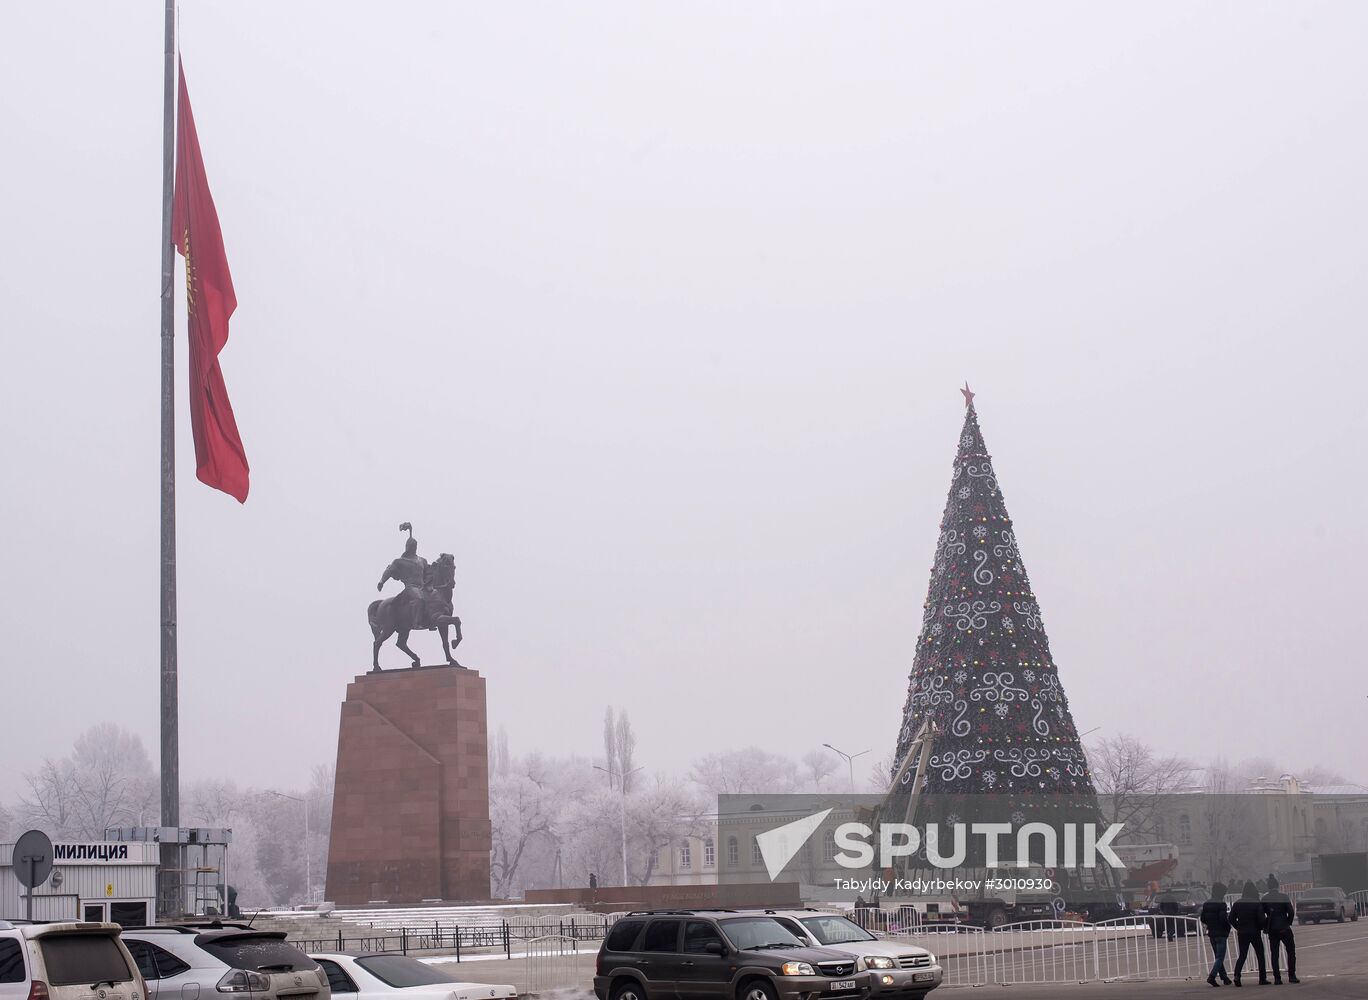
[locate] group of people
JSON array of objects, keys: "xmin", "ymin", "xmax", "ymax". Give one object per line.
[{"xmin": 1199, "ymin": 875, "xmax": 1298, "ymax": 987}]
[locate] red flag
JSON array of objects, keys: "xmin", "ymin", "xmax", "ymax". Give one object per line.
[{"xmin": 172, "ymin": 60, "xmax": 249, "ymax": 502}]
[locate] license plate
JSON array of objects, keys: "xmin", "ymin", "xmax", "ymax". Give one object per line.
[
  {"xmin": 829, "ymin": 980, "xmax": 856, "ymax": 991},
  {"xmin": 913, "ymin": 972, "xmax": 934, "ymax": 982}
]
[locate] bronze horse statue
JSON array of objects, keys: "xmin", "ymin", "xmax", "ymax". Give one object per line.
[{"xmin": 369, "ymin": 550, "xmax": 463, "ymax": 670}]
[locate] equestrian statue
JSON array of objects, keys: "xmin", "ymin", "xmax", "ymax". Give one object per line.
[{"xmin": 368, "ymin": 522, "xmax": 464, "ymax": 670}]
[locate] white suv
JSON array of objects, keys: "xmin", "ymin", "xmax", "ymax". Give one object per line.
[
  {"xmin": 119, "ymin": 926, "xmax": 328, "ymax": 1000},
  {"xmin": 0, "ymin": 920, "xmax": 146, "ymax": 1000},
  {"xmin": 763, "ymin": 911, "xmax": 942, "ymax": 998}
]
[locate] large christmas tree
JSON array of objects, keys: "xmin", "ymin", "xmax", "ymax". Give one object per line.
[{"xmin": 890, "ymin": 387, "xmax": 1104, "ymax": 872}]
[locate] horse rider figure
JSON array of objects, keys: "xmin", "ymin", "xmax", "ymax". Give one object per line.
[{"xmin": 368, "ymin": 522, "xmax": 464, "ymax": 670}]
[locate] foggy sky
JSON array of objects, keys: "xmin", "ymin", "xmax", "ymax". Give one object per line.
[{"xmin": 3, "ymin": 2, "xmax": 1367, "ymax": 804}]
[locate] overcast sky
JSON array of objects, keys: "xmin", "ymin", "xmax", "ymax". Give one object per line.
[{"xmin": 2, "ymin": 2, "xmax": 1366, "ymax": 805}]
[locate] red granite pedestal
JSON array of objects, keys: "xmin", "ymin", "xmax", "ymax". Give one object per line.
[{"xmin": 324, "ymin": 665, "xmax": 491, "ymax": 904}]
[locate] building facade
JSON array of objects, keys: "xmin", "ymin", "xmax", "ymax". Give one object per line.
[{"xmin": 0, "ymin": 840, "xmax": 158, "ymax": 924}]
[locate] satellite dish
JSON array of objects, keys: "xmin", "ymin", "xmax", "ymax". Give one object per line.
[{"xmin": 14, "ymin": 829, "xmax": 54, "ymax": 889}]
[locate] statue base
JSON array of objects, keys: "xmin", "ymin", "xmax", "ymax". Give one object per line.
[{"xmin": 324, "ymin": 664, "xmax": 491, "ymax": 904}]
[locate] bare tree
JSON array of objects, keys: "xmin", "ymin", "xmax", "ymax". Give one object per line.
[
  {"xmin": 1231, "ymin": 757, "xmax": 1279, "ymax": 786},
  {"xmin": 616, "ymin": 711, "xmax": 637, "ymax": 793},
  {"xmin": 1088, "ymin": 734, "xmax": 1195, "ymax": 842},
  {"xmin": 691, "ymin": 748, "xmax": 799, "ymax": 795},
  {"xmin": 489, "ymin": 753, "xmax": 570, "ymax": 898},
  {"xmin": 184, "ymin": 779, "xmax": 245, "ymax": 826},
  {"xmin": 18, "ymin": 758, "xmax": 81, "ymax": 839},
  {"xmin": 19, "ymin": 725, "xmax": 156, "ymax": 839},
  {"xmin": 799, "ymin": 750, "xmax": 841, "ymax": 792},
  {"xmin": 1196, "ymin": 759, "xmax": 1261, "ymax": 886},
  {"xmin": 867, "ymin": 756, "xmax": 894, "ymax": 795},
  {"xmin": 625, "ymin": 778, "xmax": 708, "ymax": 885},
  {"xmin": 1299, "ymin": 765, "xmax": 1348, "ymax": 786},
  {"xmin": 489, "ymin": 726, "xmax": 511, "ymax": 777},
  {"xmin": 602, "ymin": 707, "xmax": 619, "ymax": 790}
]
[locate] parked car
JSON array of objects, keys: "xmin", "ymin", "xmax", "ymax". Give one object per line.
[
  {"xmin": 1296, "ymin": 887, "xmax": 1359, "ymax": 924},
  {"xmin": 0, "ymin": 919, "xmax": 146, "ymax": 1000},
  {"xmin": 763, "ymin": 910, "xmax": 941, "ymax": 998},
  {"xmin": 308, "ymin": 953, "xmax": 515, "ymax": 1000},
  {"xmin": 120, "ymin": 924, "xmax": 328, "ymax": 1000},
  {"xmin": 595, "ymin": 909, "xmax": 872, "ymax": 1000},
  {"xmin": 1144, "ymin": 889, "xmax": 1203, "ymax": 938}
]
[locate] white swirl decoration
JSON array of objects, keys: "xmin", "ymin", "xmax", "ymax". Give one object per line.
[
  {"xmin": 993, "ymin": 747, "xmax": 1052, "ymax": 778},
  {"xmin": 1029, "ymin": 674, "xmax": 1063, "ymax": 736},
  {"xmin": 968, "ymin": 671, "xmax": 1030, "ymax": 705},
  {"xmin": 992, "ymin": 529, "xmax": 1019, "ymax": 561},
  {"xmin": 966, "ymin": 461, "xmax": 998, "ymax": 492},
  {"xmin": 950, "ymin": 698, "xmax": 971, "ymax": 737},
  {"xmin": 943, "ymin": 600, "xmax": 1002, "ymax": 631},
  {"xmin": 1011, "ymin": 600, "xmax": 1043, "ymax": 631},
  {"xmin": 942, "ymin": 528, "xmax": 967, "ymax": 560},
  {"xmin": 910, "ymin": 674, "xmax": 955, "ymax": 712},
  {"xmin": 931, "ymin": 748, "xmax": 988, "ymax": 781},
  {"xmin": 1054, "ymin": 747, "xmax": 1088, "ymax": 777},
  {"xmin": 972, "ymin": 549, "xmax": 994, "ymax": 586}
]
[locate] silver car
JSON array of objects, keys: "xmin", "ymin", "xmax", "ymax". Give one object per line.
[
  {"xmin": 0, "ymin": 920, "xmax": 147, "ymax": 1000},
  {"xmin": 120, "ymin": 926, "xmax": 329, "ymax": 1000},
  {"xmin": 763, "ymin": 911, "xmax": 941, "ymax": 998}
]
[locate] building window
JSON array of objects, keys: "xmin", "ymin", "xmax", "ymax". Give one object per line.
[
  {"xmin": 727, "ymin": 837, "xmax": 739, "ymax": 867},
  {"xmin": 1179, "ymin": 814, "xmax": 1192, "ymax": 845},
  {"xmin": 648, "ymin": 847, "xmax": 659, "ymax": 870},
  {"xmin": 703, "ymin": 838, "xmax": 716, "ymax": 868},
  {"xmin": 679, "ymin": 841, "xmax": 692, "ymax": 870},
  {"xmin": 1155, "ymin": 817, "xmax": 1166, "ymax": 841},
  {"xmin": 823, "ymin": 830, "xmax": 837, "ymax": 861},
  {"xmin": 751, "ymin": 839, "xmax": 763, "ymax": 866}
]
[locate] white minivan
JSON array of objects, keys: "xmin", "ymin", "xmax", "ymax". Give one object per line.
[{"xmin": 0, "ymin": 921, "xmax": 147, "ymax": 1000}]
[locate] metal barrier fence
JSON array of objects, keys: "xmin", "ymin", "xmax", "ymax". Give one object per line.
[
  {"xmin": 523, "ymin": 935, "xmax": 583, "ymax": 994},
  {"xmin": 1352, "ymin": 890, "xmax": 1368, "ymax": 916},
  {"xmin": 297, "ymin": 917, "xmax": 610, "ymax": 959},
  {"xmin": 850, "ymin": 905, "xmax": 926, "ymax": 936},
  {"xmin": 886, "ymin": 916, "xmax": 1215, "ymax": 987}
]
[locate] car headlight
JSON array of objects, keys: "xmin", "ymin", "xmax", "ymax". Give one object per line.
[
  {"xmin": 865, "ymin": 956, "xmax": 895, "ymax": 970},
  {"xmin": 217, "ymin": 970, "xmax": 272, "ymax": 993},
  {"xmin": 781, "ymin": 962, "xmax": 816, "ymax": 976}
]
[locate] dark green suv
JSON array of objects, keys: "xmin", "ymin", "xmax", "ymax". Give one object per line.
[{"xmin": 594, "ymin": 910, "xmax": 872, "ymax": 1000}]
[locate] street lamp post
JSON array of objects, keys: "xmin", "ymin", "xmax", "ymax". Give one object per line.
[
  {"xmin": 594, "ymin": 764, "xmax": 644, "ymax": 887},
  {"xmin": 822, "ymin": 743, "xmax": 870, "ymax": 793},
  {"xmin": 269, "ymin": 790, "xmax": 311, "ymax": 904}
]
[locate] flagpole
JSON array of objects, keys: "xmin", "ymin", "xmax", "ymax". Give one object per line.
[{"xmin": 159, "ymin": 0, "xmax": 180, "ymax": 917}]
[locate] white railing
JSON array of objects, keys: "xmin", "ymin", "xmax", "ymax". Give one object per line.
[
  {"xmin": 849, "ymin": 904, "xmax": 925, "ymax": 936},
  {"xmin": 1091, "ymin": 916, "xmax": 1210, "ymax": 982},
  {"xmin": 1351, "ymin": 890, "xmax": 1368, "ymax": 916},
  {"xmin": 523, "ymin": 935, "xmax": 583, "ymax": 994},
  {"xmin": 984, "ymin": 919, "xmax": 1095, "ymax": 985},
  {"xmin": 882, "ymin": 916, "xmax": 1216, "ymax": 986}
]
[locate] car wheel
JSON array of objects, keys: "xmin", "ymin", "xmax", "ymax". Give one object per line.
[
  {"xmin": 1298, "ymin": 918, "xmax": 1306, "ymax": 925},
  {"xmin": 1313, "ymin": 918, "xmax": 1321, "ymax": 924},
  {"xmin": 613, "ymin": 980, "xmax": 648, "ymax": 1000},
  {"xmin": 739, "ymin": 979, "xmax": 778, "ymax": 1000},
  {"xmin": 986, "ymin": 907, "xmax": 1008, "ymax": 929}
]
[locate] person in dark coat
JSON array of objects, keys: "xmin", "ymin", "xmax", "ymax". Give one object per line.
[
  {"xmin": 1200, "ymin": 882, "xmax": 1233, "ymax": 986},
  {"xmin": 1262, "ymin": 874, "xmax": 1298, "ymax": 984},
  {"xmin": 1159, "ymin": 892, "xmax": 1181, "ymax": 942},
  {"xmin": 1229, "ymin": 880, "xmax": 1269, "ymax": 986}
]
